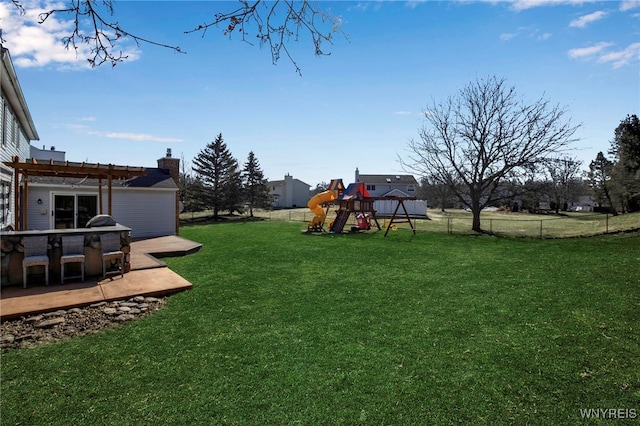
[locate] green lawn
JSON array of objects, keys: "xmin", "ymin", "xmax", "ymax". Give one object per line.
[{"xmin": 2, "ymin": 223, "xmax": 639, "ymax": 425}]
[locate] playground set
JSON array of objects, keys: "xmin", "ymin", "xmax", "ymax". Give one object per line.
[{"xmin": 306, "ymin": 179, "xmax": 417, "ymax": 236}]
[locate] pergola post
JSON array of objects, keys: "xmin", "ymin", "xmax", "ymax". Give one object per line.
[
  {"xmin": 108, "ymin": 174, "xmax": 113, "ymax": 216},
  {"xmin": 13, "ymin": 167, "xmax": 20, "ymax": 230},
  {"xmin": 22, "ymin": 175, "xmax": 28, "ymax": 231},
  {"xmin": 98, "ymin": 178, "xmax": 103, "ymax": 214}
]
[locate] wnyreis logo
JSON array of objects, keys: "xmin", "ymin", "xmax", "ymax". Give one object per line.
[{"xmin": 579, "ymin": 408, "xmax": 637, "ymax": 420}]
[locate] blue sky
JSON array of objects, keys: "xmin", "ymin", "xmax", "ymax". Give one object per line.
[{"xmin": 2, "ymin": 0, "xmax": 639, "ymax": 187}]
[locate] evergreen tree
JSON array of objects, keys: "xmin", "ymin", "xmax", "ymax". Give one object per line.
[
  {"xmin": 223, "ymin": 164, "xmax": 244, "ymax": 215},
  {"xmin": 610, "ymin": 114, "xmax": 640, "ymax": 212},
  {"xmin": 242, "ymin": 151, "xmax": 271, "ymax": 217},
  {"xmin": 183, "ymin": 176, "xmax": 209, "ymax": 213},
  {"xmin": 192, "ymin": 134, "xmax": 240, "ymax": 218}
]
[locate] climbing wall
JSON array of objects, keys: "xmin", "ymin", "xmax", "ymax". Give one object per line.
[{"xmin": 329, "ymin": 209, "xmax": 351, "ymax": 233}]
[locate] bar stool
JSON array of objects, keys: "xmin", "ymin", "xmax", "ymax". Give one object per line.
[
  {"xmin": 101, "ymin": 233, "xmax": 124, "ymax": 279},
  {"xmin": 22, "ymin": 236, "xmax": 49, "ymax": 289},
  {"xmin": 61, "ymin": 235, "xmax": 86, "ymax": 283}
]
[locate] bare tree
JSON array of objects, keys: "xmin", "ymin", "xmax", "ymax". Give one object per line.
[
  {"xmin": 402, "ymin": 76, "xmax": 580, "ymax": 232},
  {"xmin": 11, "ymin": 0, "xmax": 344, "ymax": 72},
  {"xmin": 542, "ymin": 156, "xmax": 582, "ymax": 213},
  {"xmin": 588, "ymin": 151, "xmax": 618, "ymax": 215}
]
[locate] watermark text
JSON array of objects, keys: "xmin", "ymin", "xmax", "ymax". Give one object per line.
[{"xmin": 579, "ymin": 408, "xmax": 637, "ymax": 420}]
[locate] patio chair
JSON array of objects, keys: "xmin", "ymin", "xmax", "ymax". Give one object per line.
[
  {"xmin": 60, "ymin": 235, "xmax": 85, "ymax": 284},
  {"xmin": 101, "ymin": 233, "xmax": 124, "ymax": 279},
  {"xmin": 22, "ymin": 236, "xmax": 49, "ymax": 289}
]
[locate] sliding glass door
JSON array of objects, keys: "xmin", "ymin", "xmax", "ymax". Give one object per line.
[{"xmin": 53, "ymin": 194, "xmax": 98, "ymax": 229}]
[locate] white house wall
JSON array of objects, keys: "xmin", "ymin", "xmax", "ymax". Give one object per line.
[
  {"xmin": 25, "ymin": 186, "xmax": 59, "ymax": 230},
  {"xmin": 290, "ymin": 181, "xmax": 310, "ymax": 208},
  {"xmin": 270, "ymin": 176, "xmax": 310, "ymax": 208},
  {"xmin": 1, "ymin": 93, "xmax": 35, "ymax": 228},
  {"xmin": 110, "ymin": 188, "xmax": 176, "ymax": 238}
]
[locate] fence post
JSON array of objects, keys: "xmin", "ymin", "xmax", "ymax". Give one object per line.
[
  {"xmin": 448, "ymin": 217, "xmax": 452, "ymax": 234},
  {"xmin": 539, "ymin": 220, "xmax": 543, "ymax": 239},
  {"xmin": 606, "ymin": 213, "xmax": 609, "ymax": 233},
  {"xmin": 489, "ymin": 219, "xmax": 493, "ymax": 234}
]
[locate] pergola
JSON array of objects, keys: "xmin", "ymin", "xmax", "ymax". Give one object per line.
[{"xmin": 3, "ymin": 156, "xmax": 147, "ymax": 230}]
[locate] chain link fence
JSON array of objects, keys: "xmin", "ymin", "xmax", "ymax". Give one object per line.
[
  {"xmin": 418, "ymin": 212, "xmax": 639, "ymax": 238},
  {"xmin": 181, "ymin": 208, "xmax": 639, "ymax": 238}
]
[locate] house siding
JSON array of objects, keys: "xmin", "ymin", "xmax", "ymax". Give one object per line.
[
  {"xmin": 110, "ymin": 188, "xmax": 177, "ymax": 238},
  {"xmin": 1, "ymin": 49, "xmax": 39, "ymax": 229},
  {"xmin": 25, "ymin": 186, "xmax": 56, "ymax": 230},
  {"xmin": 1, "ymin": 89, "xmax": 35, "ymax": 229},
  {"xmin": 269, "ymin": 174, "xmax": 310, "ymax": 208}
]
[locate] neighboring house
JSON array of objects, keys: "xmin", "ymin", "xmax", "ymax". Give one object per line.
[
  {"xmin": 1, "ymin": 47, "xmax": 40, "ymax": 229},
  {"xmin": 30, "ymin": 145, "xmax": 65, "ymax": 161},
  {"xmin": 24, "ymin": 151, "xmax": 180, "ymax": 239},
  {"xmin": 354, "ymin": 168, "xmax": 427, "ymax": 216},
  {"xmin": 269, "ymin": 173, "xmax": 310, "ymax": 208}
]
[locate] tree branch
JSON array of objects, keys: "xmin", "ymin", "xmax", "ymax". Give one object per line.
[
  {"xmin": 33, "ymin": 0, "xmax": 185, "ymax": 67},
  {"xmin": 185, "ymin": 0, "xmax": 345, "ymax": 75}
]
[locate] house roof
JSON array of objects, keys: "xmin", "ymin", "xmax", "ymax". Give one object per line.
[
  {"xmin": 125, "ymin": 168, "xmax": 177, "ymax": 189},
  {"xmin": 1, "ymin": 47, "xmax": 39, "ymax": 141},
  {"xmin": 269, "ymin": 178, "xmax": 310, "ymax": 187},
  {"xmin": 357, "ymin": 174, "xmax": 418, "ymax": 185},
  {"xmin": 381, "ymin": 188, "xmax": 411, "ymax": 197}
]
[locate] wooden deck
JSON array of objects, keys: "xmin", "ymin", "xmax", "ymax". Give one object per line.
[{"xmin": 0, "ymin": 236, "xmax": 202, "ymax": 321}]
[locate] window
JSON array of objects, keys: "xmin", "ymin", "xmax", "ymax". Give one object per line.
[
  {"xmin": 366, "ymin": 184, "xmax": 376, "ymax": 191},
  {"xmin": 12, "ymin": 115, "xmax": 17, "ymax": 146},
  {"xmin": 408, "ymin": 185, "xmax": 415, "ymax": 192},
  {"xmin": 1, "ymin": 101, "xmax": 8, "ymax": 148},
  {"xmin": 0, "ymin": 181, "xmax": 9, "ymax": 227}
]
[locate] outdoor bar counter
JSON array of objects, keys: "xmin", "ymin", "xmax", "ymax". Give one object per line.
[{"xmin": 0, "ymin": 225, "xmax": 131, "ymax": 287}]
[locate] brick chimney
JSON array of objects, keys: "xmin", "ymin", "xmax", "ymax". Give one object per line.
[{"xmin": 157, "ymin": 148, "xmax": 180, "ymax": 235}]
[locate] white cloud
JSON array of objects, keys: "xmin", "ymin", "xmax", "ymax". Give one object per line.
[
  {"xmin": 393, "ymin": 111, "xmax": 413, "ymax": 116},
  {"xmin": 405, "ymin": 0, "xmax": 428, "ymax": 9},
  {"xmin": 349, "ymin": 1, "xmax": 383, "ymax": 12},
  {"xmin": 88, "ymin": 131, "xmax": 183, "ymax": 143},
  {"xmin": 65, "ymin": 124, "xmax": 91, "ymax": 131},
  {"xmin": 598, "ymin": 42, "xmax": 640, "ymax": 68},
  {"xmin": 567, "ymin": 42, "xmax": 613, "ymax": 58},
  {"xmin": 569, "ymin": 10, "xmax": 607, "ymax": 28},
  {"xmin": 620, "ymin": 0, "xmax": 640, "ymax": 11},
  {"xmin": 0, "ymin": 0, "xmax": 140, "ymax": 69},
  {"xmin": 499, "ymin": 27, "xmax": 551, "ymax": 42},
  {"xmin": 509, "ymin": 0, "xmax": 599, "ymax": 12},
  {"xmin": 568, "ymin": 41, "xmax": 639, "ymax": 68}
]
